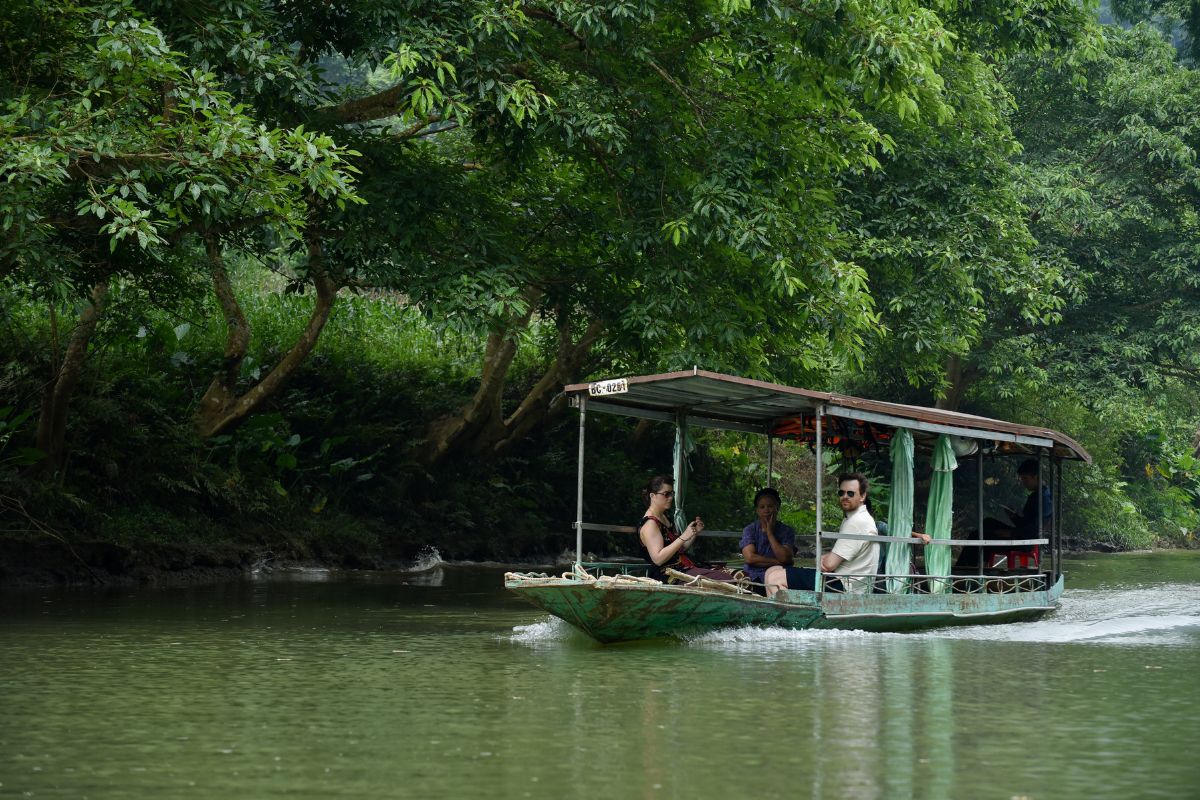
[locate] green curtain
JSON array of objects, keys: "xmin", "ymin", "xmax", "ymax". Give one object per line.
[
  {"xmin": 885, "ymin": 429, "xmax": 915, "ymax": 594},
  {"xmin": 923, "ymin": 434, "xmax": 958, "ymax": 593},
  {"xmin": 672, "ymin": 414, "xmax": 696, "ymax": 533}
]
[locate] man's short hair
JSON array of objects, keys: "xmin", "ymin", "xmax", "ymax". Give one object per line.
[
  {"xmin": 837, "ymin": 472, "xmax": 868, "ymax": 495},
  {"xmin": 1017, "ymin": 459, "xmax": 1040, "ymax": 476}
]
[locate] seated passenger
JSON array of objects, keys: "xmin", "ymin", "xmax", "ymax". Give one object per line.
[
  {"xmin": 765, "ymin": 473, "xmax": 927, "ymax": 596},
  {"xmin": 738, "ymin": 488, "xmax": 796, "ymax": 594},
  {"xmin": 638, "ymin": 475, "xmax": 736, "ymax": 583}
]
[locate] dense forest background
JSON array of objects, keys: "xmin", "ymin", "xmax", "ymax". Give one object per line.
[{"xmin": 2, "ymin": 0, "xmax": 1198, "ymax": 582}]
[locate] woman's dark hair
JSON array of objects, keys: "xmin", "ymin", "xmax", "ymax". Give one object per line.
[
  {"xmin": 837, "ymin": 472, "xmax": 869, "ymax": 495},
  {"xmin": 753, "ymin": 487, "xmax": 782, "ymax": 507},
  {"xmin": 642, "ymin": 474, "xmax": 674, "ymax": 504},
  {"xmin": 1017, "ymin": 458, "xmax": 1040, "ymax": 476}
]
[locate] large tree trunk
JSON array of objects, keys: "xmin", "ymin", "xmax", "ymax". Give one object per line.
[
  {"xmin": 489, "ymin": 317, "xmax": 603, "ymax": 458},
  {"xmin": 935, "ymin": 354, "xmax": 969, "ymax": 412},
  {"xmin": 33, "ymin": 280, "xmax": 109, "ymax": 479},
  {"xmin": 419, "ymin": 299, "xmax": 601, "ymax": 466},
  {"xmin": 195, "ymin": 237, "xmax": 339, "ymax": 438},
  {"xmin": 419, "ymin": 291, "xmax": 541, "ymax": 466}
]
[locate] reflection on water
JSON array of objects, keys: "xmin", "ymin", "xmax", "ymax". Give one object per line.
[
  {"xmin": 403, "ymin": 566, "xmax": 445, "ymax": 587},
  {"xmin": 0, "ymin": 553, "xmax": 1198, "ymax": 799}
]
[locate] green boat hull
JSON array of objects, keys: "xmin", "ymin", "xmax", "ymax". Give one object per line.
[
  {"xmin": 506, "ymin": 576, "xmax": 1064, "ymax": 643},
  {"xmin": 506, "ymin": 579, "xmax": 823, "ymax": 643}
]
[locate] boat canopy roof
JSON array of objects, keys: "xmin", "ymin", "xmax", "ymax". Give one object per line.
[{"xmin": 564, "ymin": 369, "xmax": 1091, "ymax": 463}]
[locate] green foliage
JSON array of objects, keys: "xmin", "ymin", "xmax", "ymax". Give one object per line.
[
  {"xmin": 0, "ymin": 1, "xmax": 361, "ymax": 290},
  {"xmin": 3, "ymin": 1, "xmax": 1198, "ymax": 572},
  {"xmin": 1112, "ymin": 0, "xmax": 1200, "ymax": 63},
  {"xmin": 1006, "ymin": 24, "xmax": 1200, "ymax": 393}
]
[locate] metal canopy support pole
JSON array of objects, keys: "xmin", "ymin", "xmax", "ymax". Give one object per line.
[
  {"xmin": 766, "ymin": 430, "xmax": 775, "ymax": 488},
  {"xmin": 1055, "ymin": 459, "xmax": 1063, "ymax": 581},
  {"xmin": 575, "ymin": 395, "xmax": 587, "ymax": 566},
  {"xmin": 978, "ymin": 449, "xmax": 985, "ymax": 579},
  {"xmin": 673, "ymin": 411, "xmax": 686, "ymax": 514},
  {"xmin": 1038, "ymin": 453, "xmax": 1044, "ymax": 573},
  {"xmin": 815, "ymin": 407, "xmax": 824, "ymax": 592}
]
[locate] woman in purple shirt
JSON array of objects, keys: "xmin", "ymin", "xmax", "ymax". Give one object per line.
[{"xmin": 739, "ymin": 488, "xmax": 796, "ymax": 592}]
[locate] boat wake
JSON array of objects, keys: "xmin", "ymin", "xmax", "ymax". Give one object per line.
[
  {"xmin": 508, "ymin": 585, "xmax": 1200, "ymax": 648},
  {"xmin": 683, "ymin": 584, "xmax": 1200, "ymax": 649},
  {"xmin": 924, "ymin": 584, "xmax": 1200, "ymax": 645}
]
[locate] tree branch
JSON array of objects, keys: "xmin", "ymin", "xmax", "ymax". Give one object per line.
[
  {"xmin": 496, "ymin": 314, "xmax": 603, "ymax": 454},
  {"xmin": 34, "ymin": 278, "xmax": 109, "ymax": 479},
  {"xmin": 522, "ymin": 6, "xmax": 587, "ymax": 50},
  {"xmin": 418, "ymin": 286, "xmax": 544, "ymax": 465},
  {"xmin": 396, "ymin": 114, "xmax": 443, "ymax": 139},
  {"xmin": 322, "ymin": 84, "xmax": 409, "ymax": 124},
  {"xmin": 646, "ymin": 59, "xmax": 706, "ymax": 131},
  {"xmin": 195, "ymin": 232, "xmax": 342, "ymax": 437}
]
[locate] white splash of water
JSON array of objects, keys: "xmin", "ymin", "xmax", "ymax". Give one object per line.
[
  {"xmin": 689, "ymin": 626, "xmax": 890, "ymax": 644},
  {"xmin": 509, "ymin": 617, "xmax": 577, "ymax": 644},
  {"xmin": 686, "ymin": 625, "xmax": 901, "ymax": 652},
  {"xmin": 408, "ymin": 546, "xmax": 444, "ymax": 573}
]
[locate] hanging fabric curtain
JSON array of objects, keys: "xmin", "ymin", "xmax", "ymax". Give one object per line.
[
  {"xmin": 672, "ymin": 413, "xmax": 696, "ymax": 533},
  {"xmin": 885, "ymin": 429, "xmax": 915, "ymax": 594},
  {"xmin": 923, "ymin": 434, "xmax": 958, "ymax": 593}
]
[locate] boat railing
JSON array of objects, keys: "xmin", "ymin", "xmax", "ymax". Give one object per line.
[
  {"xmin": 574, "ymin": 521, "xmax": 1049, "ymax": 548},
  {"xmin": 821, "ymin": 530, "xmax": 1049, "ymax": 548},
  {"xmin": 834, "ymin": 572, "xmax": 1051, "ymax": 593},
  {"xmin": 573, "ymin": 523, "xmax": 1052, "ymax": 594},
  {"xmin": 572, "ymin": 561, "xmax": 1049, "ymax": 595}
]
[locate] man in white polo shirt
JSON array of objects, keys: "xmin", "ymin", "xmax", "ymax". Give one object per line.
[
  {"xmin": 764, "ymin": 472, "xmax": 886, "ymax": 596},
  {"xmin": 823, "ymin": 472, "xmax": 879, "ymax": 593}
]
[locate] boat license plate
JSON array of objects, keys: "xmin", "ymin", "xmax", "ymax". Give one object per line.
[{"xmin": 588, "ymin": 378, "xmax": 628, "ymax": 397}]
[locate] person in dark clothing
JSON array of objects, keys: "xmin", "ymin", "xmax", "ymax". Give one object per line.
[
  {"xmin": 1002, "ymin": 459, "xmax": 1052, "ymax": 546},
  {"xmin": 739, "ymin": 487, "xmax": 796, "ymax": 589},
  {"xmin": 957, "ymin": 459, "xmax": 1051, "ymax": 570}
]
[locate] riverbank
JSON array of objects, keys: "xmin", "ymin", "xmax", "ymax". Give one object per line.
[{"xmin": 3, "ymin": 521, "xmax": 1192, "ymax": 588}]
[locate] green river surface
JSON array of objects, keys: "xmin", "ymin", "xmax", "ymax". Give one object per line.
[{"xmin": 2, "ymin": 551, "xmax": 1198, "ymax": 799}]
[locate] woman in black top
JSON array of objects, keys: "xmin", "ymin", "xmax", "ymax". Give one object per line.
[{"xmin": 638, "ymin": 475, "xmax": 734, "ymax": 583}]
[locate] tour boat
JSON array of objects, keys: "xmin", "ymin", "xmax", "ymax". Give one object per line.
[{"xmin": 505, "ymin": 369, "xmax": 1089, "ymax": 643}]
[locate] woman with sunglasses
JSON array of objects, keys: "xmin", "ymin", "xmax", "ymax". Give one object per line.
[{"xmin": 638, "ymin": 475, "xmax": 733, "ymax": 583}]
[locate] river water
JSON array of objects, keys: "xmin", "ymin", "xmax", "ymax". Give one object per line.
[{"xmin": 1, "ymin": 552, "xmax": 1197, "ymax": 799}]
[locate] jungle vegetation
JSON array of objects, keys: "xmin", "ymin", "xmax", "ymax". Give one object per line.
[{"xmin": 1, "ymin": 0, "xmax": 1197, "ymax": 579}]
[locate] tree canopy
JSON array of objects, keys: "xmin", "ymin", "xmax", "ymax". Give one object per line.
[{"xmin": 1, "ymin": 0, "xmax": 1197, "ymax": 558}]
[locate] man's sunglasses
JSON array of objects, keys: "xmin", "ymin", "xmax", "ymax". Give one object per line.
[{"xmin": 836, "ymin": 490, "xmax": 858, "ymax": 497}]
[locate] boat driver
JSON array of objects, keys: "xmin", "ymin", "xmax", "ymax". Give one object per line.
[{"xmin": 956, "ymin": 458, "xmax": 1051, "ymax": 570}]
